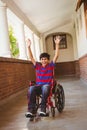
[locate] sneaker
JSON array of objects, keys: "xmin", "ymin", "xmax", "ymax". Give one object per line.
[
  {"xmin": 39, "ymin": 111, "xmax": 47, "ymax": 116},
  {"xmin": 25, "ymin": 111, "xmax": 34, "ymax": 118},
  {"xmin": 25, "ymin": 108, "xmax": 37, "ymax": 118},
  {"xmin": 39, "ymin": 107, "xmax": 47, "ymax": 117}
]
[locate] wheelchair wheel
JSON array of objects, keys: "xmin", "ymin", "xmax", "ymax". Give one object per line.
[{"xmin": 55, "ymin": 84, "xmax": 65, "ymax": 113}]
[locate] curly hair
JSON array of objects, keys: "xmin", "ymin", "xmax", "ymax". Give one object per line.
[{"xmin": 39, "ymin": 52, "xmax": 50, "ymax": 60}]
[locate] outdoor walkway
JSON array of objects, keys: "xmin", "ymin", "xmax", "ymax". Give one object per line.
[{"xmin": 0, "ymin": 77, "xmax": 87, "ymax": 130}]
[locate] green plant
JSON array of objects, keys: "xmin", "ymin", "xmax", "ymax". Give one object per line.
[{"xmin": 9, "ymin": 26, "xmax": 19, "ymax": 58}]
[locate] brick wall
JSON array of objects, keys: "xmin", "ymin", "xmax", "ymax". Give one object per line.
[
  {"xmin": 0, "ymin": 57, "xmax": 81, "ymax": 102},
  {"xmin": 79, "ymin": 54, "xmax": 87, "ymax": 82},
  {"xmin": 0, "ymin": 57, "xmax": 35, "ymax": 101},
  {"xmin": 55, "ymin": 61, "xmax": 80, "ymax": 78}
]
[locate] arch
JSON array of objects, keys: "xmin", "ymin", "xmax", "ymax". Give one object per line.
[{"xmin": 45, "ymin": 32, "xmax": 72, "ymax": 40}]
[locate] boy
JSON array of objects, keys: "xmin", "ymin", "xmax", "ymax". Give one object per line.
[{"xmin": 26, "ymin": 36, "xmax": 61, "ymax": 117}]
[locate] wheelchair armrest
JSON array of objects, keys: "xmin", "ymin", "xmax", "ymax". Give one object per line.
[{"xmin": 29, "ymin": 81, "xmax": 36, "ymax": 86}]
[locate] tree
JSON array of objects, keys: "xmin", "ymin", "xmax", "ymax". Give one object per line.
[{"xmin": 9, "ymin": 26, "xmax": 19, "ymax": 58}]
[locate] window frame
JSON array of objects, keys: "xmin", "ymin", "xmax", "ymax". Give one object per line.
[{"xmin": 53, "ymin": 34, "xmax": 67, "ymax": 50}]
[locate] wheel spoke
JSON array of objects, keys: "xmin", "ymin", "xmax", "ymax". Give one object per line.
[{"xmin": 55, "ymin": 84, "xmax": 65, "ymax": 112}]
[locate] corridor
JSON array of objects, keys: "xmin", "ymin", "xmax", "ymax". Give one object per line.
[{"xmin": 0, "ymin": 77, "xmax": 87, "ymax": 130}]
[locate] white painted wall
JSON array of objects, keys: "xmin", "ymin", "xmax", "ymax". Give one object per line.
[
  {"xmin": 42, "ymin": 3, "xmax": 87, "ymax": 62},
  {"xmin": 46, "ymin": 34, "xmax": 74, "ymax": 62},
  {"xmin": 75, "ymin": 4, "xmax": 87, "ymax": 58},
  {"xmin": 43, "ymin": 22, "xmax": 78, "ymax": 62}
]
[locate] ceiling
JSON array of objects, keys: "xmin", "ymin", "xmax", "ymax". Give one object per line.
[{"xmin": 8, "ymin": 0, "xmax": 77, "ymax": 34}]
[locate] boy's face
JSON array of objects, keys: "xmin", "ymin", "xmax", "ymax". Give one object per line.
[{"xmin": 40, "ymin": 57, "xmax": 49, "ymax": 67}]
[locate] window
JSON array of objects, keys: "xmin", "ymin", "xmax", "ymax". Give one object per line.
[
  {"xmin": 84, "ymin": 1, "xmax": 87, "ymax": 36},
  {"xmin": 53, "ymin": 34, "xmax": 67, "ymax": 49}
]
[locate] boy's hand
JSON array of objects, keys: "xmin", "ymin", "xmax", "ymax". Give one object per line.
[
  {"xmin": 26, "ymin": 39, "xmax": 31, "ymax": 47},
  {"xmin": 54, "ymin": 35, "xmax": 61, "ymax": 45}
]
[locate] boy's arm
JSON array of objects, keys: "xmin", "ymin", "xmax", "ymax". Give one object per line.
[
  {"xmin": 53, "ymin": 36, "xmax": 61, "ymax": 63},
  {"xmin": 27, "ymin": 39, "xmax": 36, "ymax": 65}
]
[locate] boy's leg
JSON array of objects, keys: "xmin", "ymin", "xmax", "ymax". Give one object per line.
[
  {"xmin": 26, "ymin": 85, "xmax": 41, "ymax": 117},
  {"xmin": 40, "ymin": 84, "xmax": 50, "ymax": 115},
  {"xmin": 26, "ymin": 86, "xmax": 36, "ymax": 116}
]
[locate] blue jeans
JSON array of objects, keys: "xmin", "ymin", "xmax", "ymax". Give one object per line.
[{"xmin": 28, "ymin": 84, "xmax": 50, "ymax": 111}]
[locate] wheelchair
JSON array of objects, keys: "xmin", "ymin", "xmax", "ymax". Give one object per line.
[{"xmin": 26, "ymin": 79, "xmax": 65, "ymax": 121}]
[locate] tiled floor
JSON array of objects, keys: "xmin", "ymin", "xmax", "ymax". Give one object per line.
[{"xmin": 0, "ymin": 77, "xmax": 87, "ymax": 130}]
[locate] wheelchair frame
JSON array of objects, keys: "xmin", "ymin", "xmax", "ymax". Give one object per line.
[{"xmin": 28, "ymin": 80, "xmax": 65, "ymax": 120}]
